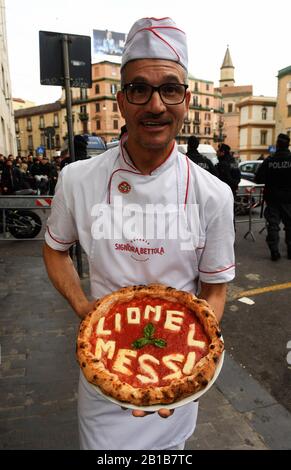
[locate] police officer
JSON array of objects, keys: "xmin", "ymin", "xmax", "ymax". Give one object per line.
[
  {"xmin": 255, "ymin": 133, "xmax": 291, "ymax": 261},
  {"xmin": 216, "ymin": 143, "xmax": 241, "ymax": 196},
  {"xmin": 186, "ymin": 136, "xmax": 218, "ymax": 176}
]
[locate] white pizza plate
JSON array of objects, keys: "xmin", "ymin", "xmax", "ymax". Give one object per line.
[{"xmin": 91, "ymin": 349, "xmax": 225, "ymax": 412}]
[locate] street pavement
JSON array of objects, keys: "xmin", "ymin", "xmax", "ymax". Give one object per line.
[{"xmin": 0, "ymin": 212, "xmax": 291, "ymax": 450}]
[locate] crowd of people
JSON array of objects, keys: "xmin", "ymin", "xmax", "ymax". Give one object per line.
[{"xmin": 0, "ymin": 152, "xmax": 62, "ymax": 195}]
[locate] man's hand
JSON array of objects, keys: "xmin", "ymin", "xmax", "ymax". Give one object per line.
[
  {"xmin": 131, "ymin": 408, "xmax": 174, "ymax": 418},
  {"xmin": 77, "ymin": 299, "xmax": 99, "ymax": 320}
]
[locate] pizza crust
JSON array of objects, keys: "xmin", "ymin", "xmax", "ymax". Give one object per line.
[{"xmin": 77, "ymin": 284, "xmax": 224, "ymax": 406}]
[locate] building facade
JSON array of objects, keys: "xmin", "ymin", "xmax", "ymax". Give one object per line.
[
  {"xmin": 216, "ymin": 47, "xmax": 253, "ymax": 153},
  {"xmin": 0, "ymin": 0, "xmax": 16, "ymax": 156},
  {"xmin": 238, "ymin": 96, "xmax": 276, "ymax": 160},
  {"xmin": 275, "ymin": 65, "xmax": 291, "ymax": 139},
  {"xmin": 14, "ymin": 60, "xmax": 224, "ymax": 155},
  {"xmin": 14, "ymin": 102, "xmax": 63, "ymax": 157},
  {"xmin": 178, "ymin": 75, "xmax": 223, "ymax": 146}
]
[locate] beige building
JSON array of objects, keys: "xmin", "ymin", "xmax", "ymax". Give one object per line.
[
  {"xmin": 14, "ymin": 102, "xmax": 63, "ymax": 157},
  {"xmin": 89, "ymin": 61, "xmax": 124, "ymax": 141},
  {"xmin": 178, "ymin": 75, "xmax": 223, "ymax": 145},
  {"xmin": 237, "ymin": 96, "xmax": 276, "ymax": 160},
  {"xmin": 216, "ymin": 47, "xmax": 253, "ymax": 153},
  {"xmin": 275, "ymin": 65, "xmax": 291, "ymax": 139},
  {"xmin": 0, "ymin": 0, "xmax": 16, "ymax": 156}
]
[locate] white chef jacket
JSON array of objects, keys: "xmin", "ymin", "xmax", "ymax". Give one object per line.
[{"xmin": 45, "ymin": 141, "xmax": 235, "ymax": 450}]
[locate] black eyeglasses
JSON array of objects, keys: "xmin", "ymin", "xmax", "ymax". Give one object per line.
[{"xmin": 122, "ymin": 82, "xmax": 188, "ymax": 105}]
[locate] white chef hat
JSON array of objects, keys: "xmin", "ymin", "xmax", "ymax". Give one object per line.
[{"xmin": 121, "ymin": 17, "xmax": 188, "ymax": 71}]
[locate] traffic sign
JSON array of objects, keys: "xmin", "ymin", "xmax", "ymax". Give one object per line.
[{"xmin": 36, "ymin": 146, "xmax": 45, "ymax": 155}]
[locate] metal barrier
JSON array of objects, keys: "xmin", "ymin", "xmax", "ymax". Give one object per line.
[
  {"xmin": 0, "ymin": 195, "xmax": 53, "ymax": 241},
  {"xmin": 0, "ymin": 194, "xmax": 84, "ymax": 277},
  {"xmin": 234, "ymin": 184, "xmax": 265, "ymax": 241}
]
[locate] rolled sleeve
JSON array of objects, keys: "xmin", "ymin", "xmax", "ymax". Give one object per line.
[
  {"xmin": 45, "ymin": 169, "xmax": 78, "ymax": 251},
  {"xmin": 199, "ymin": 190, "xmax": 235, "ymax": 283}
]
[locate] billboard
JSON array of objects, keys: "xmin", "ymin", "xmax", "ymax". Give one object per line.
[{"xmin": 93, "ymin": 29, "xmax": 126, "ymax": 57}]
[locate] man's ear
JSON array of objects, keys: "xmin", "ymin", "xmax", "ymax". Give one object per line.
[
  {"xmin": 117, "ymin": 90, "xmax": 125, "ymax": 118},
  {"xmin": 185, "ymin": 89, "xmax": 191, "ymax": 110}
]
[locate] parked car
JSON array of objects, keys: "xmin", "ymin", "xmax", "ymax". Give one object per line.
[
  {"xmin": 238, "ymin": 160, "xmax": 262, "ymax": 182},
  {"xmin": 84, "ymin": 135, "xmax": 107, "ymax": 157},
  {"xmin": 178, "ymin": 144, "xmax": 218, "ymax": 165}
]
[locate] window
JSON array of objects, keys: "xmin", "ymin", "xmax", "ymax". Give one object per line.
[
  {"xmin": 113, "ymin": 102, "xmax": 118, "ymax": 112},
  {"xmin": 95, "ymin": 103, "xmax": 100, "ymax": 112},
  {"xmin": 16, "ymin": 137, "xmax": 21, "ymax": 152},
  {"xmin": 194, "ymin": 125, "xmax": 200, "ymax": 134},
  {"xmin": 111, "ymin": 83, "xmax": 117, "ymax": 95},
  {"xmin": 28, "ymin": 135, "xmax": 33, "ymax": 150},
  {"xmin": 15, "ymin": 120, "xmax": 19, "ymax": 133},
  {"xmin": 27, "ymin": 118, "xmax": 32, "ymax": 131},
  {"xmin": 260, "ymin": 130, "xmax": 267, "ymax": 145},
  {"xmin": 194, "ymin": 82, "xmax": 198, "ymax": 92},
  {"xmin": 261, "ymin": 107, "xmax": 267, "ymax": 120},
  {"xmin": 113, "ymin": 119, "xmax": 119, "ymax": 130},
  {"xmin": 228, "ymin": 103, "xmax": 233, "ymax": 113},
  {"xmin": 53, "ymin": 113, "xmax": 59, "ymax": 127},
  {"xmin": 55, "ymin": 134, "xmax": 60, "ymax": 148},
  {"xmin": 204, "ymin": 127, "xmax": 211, "ymax": 135},
  {"xmin": 206, "ymin": 98, "xmax": 209, "ymax": 106},
  {"xmin": 95, "ymin": 84, "xmax": 100, "ymax": 94},
  {"xmin": 193, "ymin": 96, "xmax": 199, "ymax": 106},
  {"xmin": 206, "ymin": 83, "xmax": 209, "ymax": 91},
  {"xmin": 80, "ymin": 88, "xmax": 88, "ymax": 100},
  {"xmin": 288, "ymin": 106, "xmax": 291, "ymax": 117},
  {"xmin": 96, "ymin": 120, "xmax": 101, "ymax": 130},
  {"xmin": 39, "ymin": 116, "xmax": 45, "ymax": 129},
  {"xmin": 41, "ymin": 134, "xmax": 46, "ymax": 146},
  {"xmin": 80, "ymin": 105, "xmax": 87, "ymax": 114},
  {"xmin": 112, "ymin": 67, "xmax": 117, "ymax": 76},
  {"xmin": 194, "ymin": 111, "xmax": 200, "ymax": 123}
]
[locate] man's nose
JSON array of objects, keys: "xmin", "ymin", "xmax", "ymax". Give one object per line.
[{"xmin": 146, "ymin": 90, "xmax": 167, "ymax": 113}]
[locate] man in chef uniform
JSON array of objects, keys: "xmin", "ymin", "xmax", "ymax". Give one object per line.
[{"xmin": 43, "ymin": 17, "xmax": 235, "ymax": 450}]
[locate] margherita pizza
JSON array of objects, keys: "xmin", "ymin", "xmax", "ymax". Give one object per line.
[{"xmin": 77, "ymin": 284, "xmax": 224, "ymax": 407}]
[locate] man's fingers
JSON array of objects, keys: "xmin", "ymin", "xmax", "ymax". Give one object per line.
[
  {"xmin": 132, "ymin": 409, "xmax": 155, "ymax": 417},
  {"xmin": 158, "ymin": 408, "xmax": 174, "ymax": 418}
]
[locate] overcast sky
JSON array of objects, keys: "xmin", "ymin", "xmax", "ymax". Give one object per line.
[{"xmin": 5, "ymin": 0, "xmax": 291, "ymax": 105}]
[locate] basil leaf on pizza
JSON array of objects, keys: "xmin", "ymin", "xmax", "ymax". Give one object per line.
[
  {"xmin": 132, "ymin": 322, "xmax": 167, "ymax": 350},
  {"xmin": 77, "ymin": 284, "xmax": 224, "ymax": 407},
  {"xmin": 132, "ymin": 337, "xmax": 152, "ymax": 349}
]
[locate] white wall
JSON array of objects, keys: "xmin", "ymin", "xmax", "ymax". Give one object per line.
[
  {"xmin": 240, "ymin": 106, "xmax": 248, "ymax": 125},
  {"xmin": 0, "ymin": 0, "xmax": 16, "ymax": 156},
  {"xmin": 240, "ymin": 127, "xmax": 248, "ymax": 148}
]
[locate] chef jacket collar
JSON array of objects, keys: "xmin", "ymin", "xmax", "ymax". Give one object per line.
[{"xmin": 118, "ymin": 133, "xmax": 177, "ymax": 176}]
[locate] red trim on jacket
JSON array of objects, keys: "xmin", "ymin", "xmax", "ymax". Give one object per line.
[
  {"xmin": 46, "ymin": 226, "xmax": 77, "ymax": 245},
  {"xmin": 199, "ymin": 264, "xmax": 235, "ymax": 274}
]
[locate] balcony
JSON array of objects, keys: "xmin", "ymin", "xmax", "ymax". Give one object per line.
[{"xmin": 79, "ymin": 112, "xmax": 89, "ymax": 121}]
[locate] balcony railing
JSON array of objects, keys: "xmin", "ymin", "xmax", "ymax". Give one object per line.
[{"xmin": 79, "ymin": 112, "xmax": 89, "ymax": 121}]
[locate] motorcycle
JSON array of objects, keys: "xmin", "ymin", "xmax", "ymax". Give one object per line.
[
  {"xmin": 0, "ymin": 208, "xmax": 42, "ymax": 239},
  {"xmin": 0, "ymin": 190, "xmax": 42, "ymax": 239}
]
